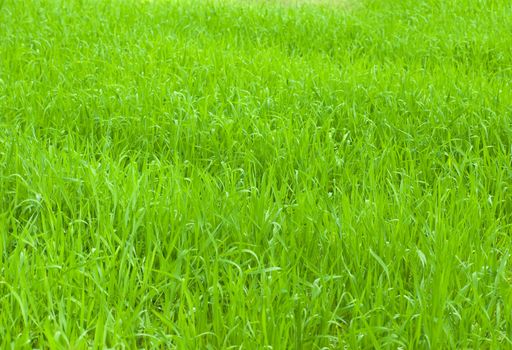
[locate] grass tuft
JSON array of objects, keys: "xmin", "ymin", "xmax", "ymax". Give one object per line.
[{"xmin": 1, "ymin": 0, "xmax": 512, "ymax": 348}]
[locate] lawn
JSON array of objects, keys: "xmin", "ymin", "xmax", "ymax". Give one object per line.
[{"xmin": 1, "ymin": 0, "xmax": 512, "ymax": 348}]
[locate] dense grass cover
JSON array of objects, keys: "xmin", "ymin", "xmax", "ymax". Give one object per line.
[{"xmin": 1, "ymin": 0, "xmax": 512, "ymax": 348}]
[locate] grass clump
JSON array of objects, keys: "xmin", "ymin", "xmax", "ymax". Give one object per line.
[{"xmin": 1, "ymin": 0, "xmax": 512, "ymax": 348}]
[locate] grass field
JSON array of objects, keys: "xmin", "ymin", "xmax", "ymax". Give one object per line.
[{"xmin": 1, "ymin": 0, "xmax": 512, "ymax": 348}]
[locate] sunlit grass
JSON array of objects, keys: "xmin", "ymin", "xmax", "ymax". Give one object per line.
[{"xmin": 1, "ymin": 0, "xmax": 512, "ymax": 348}]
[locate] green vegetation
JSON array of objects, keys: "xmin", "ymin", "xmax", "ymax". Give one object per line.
[{"xmin": 1, "ymin": 0, "xmax": 512, "ymax": 348}]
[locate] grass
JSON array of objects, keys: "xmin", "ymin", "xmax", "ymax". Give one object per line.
[{"xmin": 1, "ymin": 0, "xmax": 512, "ymax": 348}]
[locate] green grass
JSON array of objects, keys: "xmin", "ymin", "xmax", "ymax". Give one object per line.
[{"xmin": 1, "ymin": 0, "xmax": 512, "ymax": 348}]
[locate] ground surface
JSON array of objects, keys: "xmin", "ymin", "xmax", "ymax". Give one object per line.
[{"xmin": 1, "ymin": 0, "xmax": 512, "ymax": 348}]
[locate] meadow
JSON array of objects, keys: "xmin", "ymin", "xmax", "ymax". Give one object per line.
[{"xmin": 1, "ymin": 0, "xmax": 512, "ymax": 348}]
